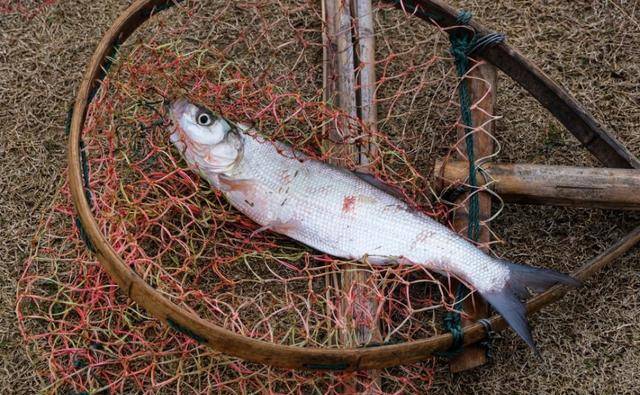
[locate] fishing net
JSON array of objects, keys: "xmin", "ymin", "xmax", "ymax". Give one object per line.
[
  {"xmin": 0, "ymin": 0, "xmax": 57, "ymax": 18},
  {"xmin": 17, "ymin": 1, "xmax": 500, "ymax": 393}
]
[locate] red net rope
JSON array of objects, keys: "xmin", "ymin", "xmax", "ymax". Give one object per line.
[{"xmin": 17, "ymin": 1, "xmax": 499, "ymax": 392}]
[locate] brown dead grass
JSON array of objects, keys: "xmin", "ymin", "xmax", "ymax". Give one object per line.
[
  {"xmin": 0, "ymin": 2, "xmax": 130, "ymax": 393},
  {"xmin": 1, "ymin": 0, "xmax": 639, "ymax": 393}
]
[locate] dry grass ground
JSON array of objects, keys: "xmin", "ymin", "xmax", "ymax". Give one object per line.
[{"xmin": 1, "ymin": 0, "xmax": 639, "ymax": 393}]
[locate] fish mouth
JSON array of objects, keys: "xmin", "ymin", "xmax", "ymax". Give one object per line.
[{"xmin": 165, "ymin": 98, "xmax": 189, "ymax": 147}]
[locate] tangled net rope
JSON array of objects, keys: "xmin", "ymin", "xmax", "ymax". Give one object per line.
[{"xmin": 17, "ymin": 1, "xmax": 501, "ymax": 392}]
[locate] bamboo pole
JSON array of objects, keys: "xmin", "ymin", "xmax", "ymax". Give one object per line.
[
  {"xmin": 448, "ymin": 61, "xmax": 497, "ymax": 372},
  {"xmin": 321, "ymin": 0, "xmax": 339, "ymax": 350},
  {"xmin": 353, "ymin": 0, "xmax": 377, "ymax": 167},
  {"xmin": 337, "ymin": 0, "xmax": 382, "ymax": 351},
  {"xmin": 346, "ymin": 1, "xmax": 382, "ymax": 391},
  {"xmin": 435, "ymin": 160, "xmax": 640, "ymax": 210},
  {"xmin": 334, "ymin": 0, "xmax": 359, "ymax": 161},
  {"xmin": 321, "ymin": 0, "xmax": 358, "ymax": 163},
  {"xmin": 322, "ymin": 0, "xmax": 338, "ymax": 118}
]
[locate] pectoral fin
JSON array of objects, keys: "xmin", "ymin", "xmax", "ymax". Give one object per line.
[
  {"xmin": 251, "ymin": 219, "xmax": 301, "ymax": 238},
  {"xmin": 219, "ymin": 175, "xmax": 255, "ymax": 195}
]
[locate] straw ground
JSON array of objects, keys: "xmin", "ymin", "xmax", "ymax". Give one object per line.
[{"xmin": 1, "ymin": 0, "xmax": 639, "ymax": 393}]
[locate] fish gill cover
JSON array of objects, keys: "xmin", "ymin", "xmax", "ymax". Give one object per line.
[{"xmin": 16, "ymin": 0, "xmax": 502, "ymax": 393}]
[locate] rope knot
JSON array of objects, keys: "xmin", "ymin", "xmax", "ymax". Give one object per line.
[
  {"xmin": 455, "ymin": 10, "xmax": 473, "ymax": 25},
  {"xmin": 442, "ymin": 308, "xmax": 464, "ymax": 349},
  {"xmin": 450, "ymin": 10, "xmax": 506, "ymax": 58},
  {"xmin": 449, "ymin": 39, "xmax": 471, "ymax": 61}
]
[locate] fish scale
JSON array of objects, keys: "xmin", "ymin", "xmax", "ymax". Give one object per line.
[
  {"xmin": 229, "ymin": 134, "xmax": 504, "ymax": 291},
  {"xmin": 169, "ymin": 99, "xmax": 580, "ymax": 353}
]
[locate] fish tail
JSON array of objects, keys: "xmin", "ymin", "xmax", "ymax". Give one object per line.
[{"xmin": 480, "ymin": 260, "xmax": 580, "ymax": 354}]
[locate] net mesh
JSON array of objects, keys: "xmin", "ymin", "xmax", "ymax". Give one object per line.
[{"xmin": 17, "ymin": 1, "xmax": 500, "ymax": 393}]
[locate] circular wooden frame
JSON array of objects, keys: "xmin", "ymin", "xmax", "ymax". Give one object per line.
[{"xmin": 68, "ymin": 0, "xmax": 640, "ymax": 371}]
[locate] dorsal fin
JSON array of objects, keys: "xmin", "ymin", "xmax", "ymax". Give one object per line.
[{"xmin": 353, "ymin": 171, "xmax": 405, "ymax": 200}]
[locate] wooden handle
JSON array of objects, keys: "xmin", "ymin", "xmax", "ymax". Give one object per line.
[
  {"xmin": 323, "ymin": 0, "xmax": 381, "ymax": 360},
  {"xmin": 448, "ymin": 61, "xmax": 496, "ymax": 372},
  {"xmin": 435, "ymin": 160, "xmax": 640, "ymax": 210}
]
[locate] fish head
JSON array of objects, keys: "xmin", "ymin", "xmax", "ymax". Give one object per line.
[{"xmin": 169, "ymin": 98, "xmax": 243, "ymax": 173}]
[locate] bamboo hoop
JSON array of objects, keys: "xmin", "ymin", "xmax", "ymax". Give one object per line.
[{"xmin": 68, "ymin": 0, "xmax": 640, "ymax": 371}]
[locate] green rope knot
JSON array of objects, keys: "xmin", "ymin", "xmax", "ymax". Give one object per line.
[
  {"xmin": 456, "ymin": 10, "xmax": 473, "ymax": 25},
  {"xmin": 443, "ymin": 285, "xmax": 466, "ymax": 348},
  {"xmin": 477, "ymin": 318, "xmax": 496, "ymax": 361},
  {"xmin": 435, "ymin": 283, "xmax": 466, "ymax": 358},
  {"xmin": 451, "ymin": 10, "xmax": 506, "ymax": 59}
]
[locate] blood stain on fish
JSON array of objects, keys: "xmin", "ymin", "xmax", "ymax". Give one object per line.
[{"xmin": 342, "ymin": 195, "xmax": 356, "ymax": 213}]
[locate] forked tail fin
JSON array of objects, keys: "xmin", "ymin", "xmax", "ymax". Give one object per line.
[{"xmin": 480, "ymin": 260, "xmax": 580, "ymax": 353}]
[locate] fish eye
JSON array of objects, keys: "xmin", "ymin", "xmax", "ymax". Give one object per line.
[{"xmin": 196, "ymin": 111, "xmax": 213, "ymax": 126}]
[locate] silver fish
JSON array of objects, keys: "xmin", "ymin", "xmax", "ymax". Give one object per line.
[{"xmin": 168, "ymin": 98, "xmax": 579, "ymax": 352}]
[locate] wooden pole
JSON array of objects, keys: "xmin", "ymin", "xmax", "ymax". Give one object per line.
[
  {"xmin": 435, "ymin": 160, "xmax": 640, "ymax": 210},
  {"xmin": 448, "ymin": 61, "xmax": 497, "ymax": 373},
  {"xmin": 334, "ymin": 0, "xmax": 359, "ymax": 158},
  {"xmin": 322, "ymin": 0, "xmax": 338, "ymax": 119},
  {"xmin": 322, "ymin": 0, "xmax": 358, "ymax": 162},
  {"xmin": 321, "ymin": 0, "xmax": 340, "ymax": 352},
  {"xmin": 340, "ymin": 0, "xmax": 381, "ymax": 350}
]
